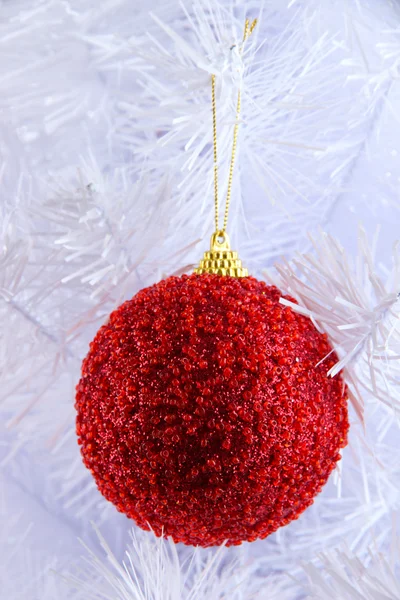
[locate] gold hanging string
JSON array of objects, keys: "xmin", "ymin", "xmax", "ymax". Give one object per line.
[
  {"xmin": 211, "ymin": 73, "xmax": 219, "ymax": 232},
  {"xmin": 195, "ymin": 17, "xmax": 257, "ymax": 278},
  {"xmin": 212, "ymin": 17, "xmax": 257, "ymax": 234}
]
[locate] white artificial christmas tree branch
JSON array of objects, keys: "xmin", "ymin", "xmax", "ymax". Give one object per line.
[
  {"xmin": 63, "ymin": 524, "xmax": 295, "ymax": 600},
  {"xmin": 267, "ymin": 226, "xmax": 400, "ymax": 417},
  {"xmin": 301, "ymin": 538, "xmax": 400, "ymax": 600}
]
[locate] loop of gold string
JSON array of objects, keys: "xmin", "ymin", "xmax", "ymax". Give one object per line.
[{"xmin": 212, "ymin": 17, "xmax": 257, "ymax": 234}]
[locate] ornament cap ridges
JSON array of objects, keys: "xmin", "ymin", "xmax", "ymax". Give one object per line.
[{"xmin": 194, "ymin": 231, "xmax": 248, "ymax": 277}]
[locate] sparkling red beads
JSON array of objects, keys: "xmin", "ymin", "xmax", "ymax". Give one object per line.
[{"xmin": 76, "ymin": 274, "xmax": 349, "ymax": 547}]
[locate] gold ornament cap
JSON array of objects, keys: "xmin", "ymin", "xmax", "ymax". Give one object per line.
[{"xmin": 195, "ymin": 230, "xmax": 248, "ymax": 277}]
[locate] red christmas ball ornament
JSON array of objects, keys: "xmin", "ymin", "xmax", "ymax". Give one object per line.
[
  {"xmin": 76, "ymin": 23, "xmax": 349, "ymax": 546},
  {"xmin": 76, "ymin": 272, "xmax": 349, "ymax": 547}
]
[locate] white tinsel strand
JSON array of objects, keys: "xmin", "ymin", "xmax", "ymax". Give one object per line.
[
  {"xmin": 301, "ymin": 538, "xmax": 400, "ymax": 600},
  {"xmin": 268, "ymin": 226, "xmax": 400, "ymax": 416},
  {"xmin": 63, "ymin": 525, "xmax": 296, "ymax": 600},
  {"xmin": 36, "ymin": 163, "xmax": 180, "ymax": 299}
]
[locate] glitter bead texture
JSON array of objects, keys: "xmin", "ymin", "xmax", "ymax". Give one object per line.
[{"xmin": 76, "ymin": 274, "xmax": 349, "ymax": 547}]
